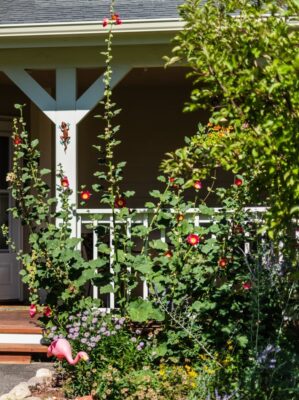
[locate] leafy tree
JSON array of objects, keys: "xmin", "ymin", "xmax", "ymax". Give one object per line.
[{"xmin": 164, "ymin": 0, "xmax": 299, "ymax": 240}]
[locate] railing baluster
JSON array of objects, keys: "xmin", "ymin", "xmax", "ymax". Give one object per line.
[
  {"xmin": 109, "ymin": 216, "xmax": 115, "ymax": 309},
  {"xmin": 143, "ymin": 213, "xmax": 149, "ymax": 300},
  {"xmin": 76, "ymin": 215, "xmax": 82, "ymax": 251},
  {"xmin": 75, "ymin": 207, "xmax": 268, "ymax": 306},
  {"xmin": 92, "ymin": 220, "xmax": 98, "ymax": 300}
]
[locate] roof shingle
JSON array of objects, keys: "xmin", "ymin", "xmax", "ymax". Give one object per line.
[{"xmin": 0, "ymin": 0, "xmax": 183, "ymax": 25}]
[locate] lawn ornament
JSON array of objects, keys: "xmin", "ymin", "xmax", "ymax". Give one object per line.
[
  {"xmin": 47, "ymin": 338, "xmax": 89, "ymax": 365},
  {"xmin": 59, "ymin": 121, "xmax": 70, "ymax": 153}
]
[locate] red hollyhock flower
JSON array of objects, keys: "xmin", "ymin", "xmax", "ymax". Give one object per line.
[
  {"xmin": 234, "ymin": 177, "xmax": 243, "ymax": 187},
  {"xmin": 169, "ymin": 177, "xmax": 179, "ymax": 190},
  {"xmin": 43, "ymin": 306, "xmax": 52, "ymax": 318},
  {"xmin": 81, "ymin": 190, "xmax": 91, "ymax": 201},
  {"xmin": 13, "ymin": 136, "xmax": 22, "ymax": 145},
  {"xmin": 233, "ymin": 224, "xmax": 244, "ymax": 235},
  {"xmin": 114, "ymin": 196, "xmax": 126, "ymax": 208},
  {"xmin": 29, "ymin": 304, "xmax": 37, "ymax": 318},
  {"xmin": 242, "ymin": 281, "xmax": 252, "ymax": 290},
  {"xmin": 218, "ymin": 257, "xmax": 228, "ymax": 269},
  {"xmin": 186, "ymin": 234, "xmax": 200, "ymax": 246},
  {"xmin": 194, "ymin": 180, "xmax": 202, "ymax": 190},
  {"xmin": 164, "ymin": 250, "xmax": 173, "ymax": 258},
  {"xmin": 112, "ymin": 14, "xmax": 122, "ymax": 25},
  {"xmin": 61, "ymin": 176, "xmax": 69, "ymax": 188},
  {"xmin": 102, "ymin": 17, "xmax": 109, "ymax": 27}
]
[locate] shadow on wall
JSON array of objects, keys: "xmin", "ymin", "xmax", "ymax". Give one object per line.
[{"xmin": 78, "ymin": 67, "xmax": 233, "ymax": 208}]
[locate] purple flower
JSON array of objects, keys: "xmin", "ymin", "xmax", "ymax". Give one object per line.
[
  {"xmin": 115, "ymin": 324, "xmax": 121, "ymax": 330},
  {"xmin": 119, "ymin": 317, "xmax": 125, "ymax": 325},
  {"xmin": 69, "ymin": 328, "xmax": 75, "ymax": 333},
  {"xmin": 90, "ymin": 342, "xmax": 96, "ymax": 348},
  {"xmin": 131, "ymin": 337, "xmax": 137, "ymax": 343},
  {"xmin": 100, "ymin": 327, "xmax": 106, "ymax": 333},
  {"xmin": 95, "ymin": 335, "xmax": 101, "ymax": 342},
  {"xmin": 82, "ymin": 316, "xmax": 88, "ymax": 321},
  {"xmin": 92, "ymin": 318, "xmax": 98, "ymax": 324},
  {"xmin": 135, "ymin": 329, "xmax": 141, "ymax": 335},
  {"xmin": 69, "ymin": 316, "xmax": 74, "ymax": 321},
  {"xmin": 139, "ymin": 341, "xmax": 145, "ymax": 347},
  {"xmin": 137, "ymin": 345, "xmax": 143, "ymax": 351},
  {"xmin": 83, "ymin": 310, "xmax": 89, "ymax": 316},
  {"xmin": 84, "ymin": 332, "xmax": 90, "ymax": 338},
  {"xmin": 104, "ymin": 331, "xmax": 111, "ymax": 337},
  {"xmin": 81, "ymin": 338, "xmax": 87, "ymax": 344}
]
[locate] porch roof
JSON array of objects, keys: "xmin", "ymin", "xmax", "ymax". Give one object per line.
[{"xmin": 0, "ymin": 0, "xmax": 184, "ymax": 26}]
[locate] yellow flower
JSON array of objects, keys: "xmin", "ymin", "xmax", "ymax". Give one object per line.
[{"xmin": 188, "ymin": 369, "xmax": 198, "ymax": 378}]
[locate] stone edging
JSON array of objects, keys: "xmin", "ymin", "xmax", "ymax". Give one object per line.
[{"xmin": 0, "ymin": 368, "xmax": 53, "ymax": 400}]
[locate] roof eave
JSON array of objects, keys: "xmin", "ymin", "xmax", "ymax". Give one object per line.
[{"xmin": 0, "ymin": 19, "xmax": 184, "ymax": 38}]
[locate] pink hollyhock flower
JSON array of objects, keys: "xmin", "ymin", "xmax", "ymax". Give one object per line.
[
  {"xmin": 102, "ymin": 18, "xmax": 109, "ymax": 27},
  {"xmin": 29, "ymin": 304, "xmax": 37, "ymax": 318},
  {"xmin": 186, "ymin": 234, "xmax": 200, "ymax": 246},
  {"xmin": 116, "ymin": 17, "xmax": 122, "ymax": 25},
  {"xmin": 194, "ymin": 180, "xmax": 202, "ymax": 190},
  {"xmin": 80, "ymin": 190, "xmax": 91, "ymax": 201},
  {"xmin": 43, "ymin": 306, "xmax": 52, "ymax": 318},
  {"xmin": 242, "ymin": 281, "xmax": 252, "ymax": 290},
  {"xmin": 61, "ymin": 176, "xmax": 69, "ymax": 188},
  {"xmin": 234, "ymin": 177, "xmax": 243, "ymax": 187}
]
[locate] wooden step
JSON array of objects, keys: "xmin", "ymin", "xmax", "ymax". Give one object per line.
[
  {"xmin": 0, "ymin": 343, "xmax": 48, "ymax": 353},
  {"xmin": 0, "ymin": 307, "xmax": 47, "ymax": 363},
  {"xmin": 0, "ymin": 309, "xmax": 42, "ymax": 334}
]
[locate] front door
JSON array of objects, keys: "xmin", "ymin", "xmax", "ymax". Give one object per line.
[{"xmin": 0, "ymin": 119, "xmax": 21, "ymax": 301}]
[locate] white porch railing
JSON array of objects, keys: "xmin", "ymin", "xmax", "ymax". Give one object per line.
[{"xmin": 76, "ymin": 207, "xmax": 268, "ymax": 308}]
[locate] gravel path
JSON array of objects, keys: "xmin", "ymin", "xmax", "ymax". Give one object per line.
[{"xmin": 0, "ymin": 363, "xmax": 53, "ymax": 395}]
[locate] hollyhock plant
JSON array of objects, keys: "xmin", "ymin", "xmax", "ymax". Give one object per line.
[
  {"xmin": 177, "ymin": 213, "xmax": 184, "ymax": 222},
  {"xmin": 187, "ymin": 234, "xmax": 200, "ymax": 246},
  {"xmin": 80, "ymin": 190, "xmax": 91, "ymax": 201},
  {"xmin": 102, "ymin": 17, "xmax": 109, "ymax": 27},
  {"xmin": 234, "ymin": 177, "xmax": 243, "ymax": 187},
  {"xmin": 114, "ymin": 195, "xmax": 126, "ymax": 208},
  {"xmin": 112, "ymin": 13, "xmax": 122, "ymax": 25},
  {"xmin": 194, "ymin": 180, "xmax": 202, "ymax": 190},
  {"xmin": 242, "ymin": 281, "xmax": 252, "ymax": 290},
  {"xmin": 13, "ymin": 136, "xmax": 21, "ymax": 145},
  {"xmin": 61, "ymin": 176, "xmax": 69, "ymax": 188},
  {"xmin": 218, "ymin": 257, "xmax": 228, "ymax": 269},
  {"xmin": 29, "ymin": 304, "xmax": 37, "ymax": 318},
  {"xmin": 43, "ymin": 306, "xmax": 52, "ymax": 317},
  {"xmin": 164, "ymin": 250, "xmax": 173, "ymax": 258}
]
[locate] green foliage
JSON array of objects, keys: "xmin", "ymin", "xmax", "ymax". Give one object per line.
[
  {"xmin": 3, "ymin": 1, "xmax": 299, "ymax": 398},
  {"xmin": 2, "ymin": 105, "xmax": 99, "ymax": 322},
  {"xmin": 164, "ymin": 0, "xmax": 299, "ymax": 239}
]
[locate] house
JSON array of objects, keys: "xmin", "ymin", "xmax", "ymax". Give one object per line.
[{"xmin": 0, "ymin": 0, "xmax": 210, "ymax": 362}]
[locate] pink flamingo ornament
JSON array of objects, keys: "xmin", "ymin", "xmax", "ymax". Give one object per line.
[{"xmin": 47, "ymin": 338, "xmax": 89, "ymax": 365}]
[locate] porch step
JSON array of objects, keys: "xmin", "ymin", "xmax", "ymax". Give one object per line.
[{"xmin": 0, "ymin": 307, "xmax": 47, "ymax": 364}]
